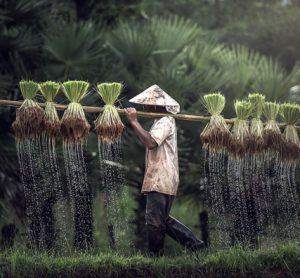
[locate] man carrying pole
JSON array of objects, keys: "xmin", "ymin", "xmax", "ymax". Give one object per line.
[{"xmin": 125, "ymin": 84, "xmax": 204, "ymax": 256}]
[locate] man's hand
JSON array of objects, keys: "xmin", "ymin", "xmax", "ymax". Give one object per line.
[
  {"xmin": 124, "ymin": 107, "xmax": 158, "ymax": 149},
  {"xmin": 125, "ymin": 107, "xmax": 138, "ymax": 124}
]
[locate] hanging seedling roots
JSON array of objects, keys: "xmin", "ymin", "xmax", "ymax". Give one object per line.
[
  {"xmin": 45, "ymin": 120, "xmax": 61, "ymax": 140},
  {"xmin": 94, "ymin": 105, "xmax": 125, "ymax": 143},
  {"xmin": 228, "ymin": 120, "xmax": 250, "ymax": 158},
  {"xmin": 95, "ymin": 83, "xmax": 125, "ymax": 143},
  {"xmin": 279, "ymin": 103, "xmax": 300, "ymax": 161},
  {"xmin": 95, "ymin": 123, "xmax": 124, "ymax": 142},
  {"xmin": 12, "ymin": 105, "xmax": 45, "ymax": 141},
  {"xmin": 280, "ymin": 125, "xmax": 300, "ymax": 161},
  {"xmin": 60, "ymin": 81, "xmax": 91, "ymax": 144},
  {"xmin": 280, "ymin": 141, "xmax": 300, "ymax": 161},
  {"xmin": 39, "ymin": 82, "xmax": 61, "ymax": 140},
  {"xmin": 44, "ymin": 102, "xmax": 61, "ymax": 140},
  {"xmin": 200, "ymin": 94, "xmax": 230, "ymax": 152},
  {"xmin": 247, "ymin": 94, "xmax": 265, "ymax": 154},
  {"xmin": 61, "ymin": 117, "xmax": 90, "ymax": 144},
  {"xmin": 263, "ymin": 130, "xmax": 283, "ymax": 152},
  {"xmin": 247, "ymin": 137, "xmax": 264, "ymax": 154},
  {"xmin": 201, "ymin": 126, "xmax": 231, "ymax": 152},
  {"xmin": 228, "ymin": 137, "xmax": 250, "ymax": 158}
]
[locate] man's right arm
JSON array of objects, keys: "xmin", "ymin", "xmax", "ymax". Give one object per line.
[{"xmin": 125, "ymin": 108, "xmax": 158, "ymax": 149}]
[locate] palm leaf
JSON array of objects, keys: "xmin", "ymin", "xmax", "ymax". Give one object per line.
[
  {"xmin": 43, "ymin": 21, "xmax": 106, "ymax": 79},
  {"xmin": 213, "ymin": 45, "xmax": 261, "ymax": 99},
  {"xmin": 150, "ymin": 15, "xmax": 199, "ymax": 65},
  {"xmin": 252, "ymin": 58, "xmax": 300, "ymax": 101},
  {"xmin": 108, "ymin": 21, "xmax": 153, "ymax": 76}
]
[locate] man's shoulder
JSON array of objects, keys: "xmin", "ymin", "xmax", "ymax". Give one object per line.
[{"xmin": 159, "ymin": 116, "xmax": 175, "ymax": 123}]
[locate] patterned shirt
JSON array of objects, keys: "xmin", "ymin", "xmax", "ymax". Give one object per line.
[{"xmin": 142, "ymin": 116, "xmax": 179, "ymax": 196}]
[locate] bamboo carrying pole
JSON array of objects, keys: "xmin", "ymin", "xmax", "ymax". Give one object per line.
[
  {"xmin": 0, "ymin": 99, "xmax": 224, "ymax": 123},
  {"xmin": 0, "ymin": 99, "xmax": 299, "ymax": 130}
]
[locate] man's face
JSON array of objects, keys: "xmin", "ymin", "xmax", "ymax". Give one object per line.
[
  {"xmin": 143, "ymin": 105, "xmax": 156, "ymax": 112},
  {"xmin": 142, "ymin": 105, "xmax": 166, "ymax": 113}
]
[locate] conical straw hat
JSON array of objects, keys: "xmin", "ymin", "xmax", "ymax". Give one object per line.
[{"xmin": 129, "ymin": 84, "xmax": 180, "ymax": 114}]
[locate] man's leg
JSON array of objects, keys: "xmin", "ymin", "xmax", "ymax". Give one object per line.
[
  {"xmin": 145, "ymin": 192, "xmax": 170, "ymax": 256},
  {"xmin": 166, "ymin": 216, "xmax": 204, "ymax": 251}
]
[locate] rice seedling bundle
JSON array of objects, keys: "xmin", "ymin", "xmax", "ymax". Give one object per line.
[
  {"xmin": 263, "ymin": 101, "xmax": 283, "ymax": 153},
  {"xmin": 200, "ymin": 93, "xmax": 231, "ymax": 246},
  {"xmin": 95, "ymin": 82, "xmax": 128, "ymax": 250},
  {"xmin": 39, "ymin": 81, "xmax": 69, "ymax": 249},
  {"xmin": 200, "ymin": 93, "xmax": 231, "ymax": 153},
  {"xmin": 39, "ymin": 81, "xmax": 61, "ymax": 140},
  {"xmin": 247, "ymin": 93, "xmax": 265, "ymax": 154},
  {"xmin": 60, "ymin": 81, "xmax": 93, "ymax": 249},
  {"xmin": 95, "ymin": 82, "xmax": 125, "ymax": 142},
  {"xmin": 280, "ymin": 103, "xmax": 300, "ymax": 161},
  {"xmin": 61, "ymin": 81, "xmax": 90, "ymax": 144},
  {"xmin": 12, "ymin": 80, "xmax": 48, "ymax": 250},
  {"xmin": 12, "ymin": 80, "xmax": 45, "ymax": 140},
  {"xmin": 228, "ymin": 100, "xmax": 252, "ymax": 157}
]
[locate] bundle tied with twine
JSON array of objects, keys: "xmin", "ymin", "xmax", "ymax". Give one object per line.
[
  {"xmin": 263, "ymin": 101, "xmax": 283, "ymax": 153},
  {"xmin": 39, "ymin": 81, "xmax": 61, "ymax": 140},
  {"xmin": 12, "ymin": 80, "xmax": 45, "ymax": 141},
  {"xmin": 94, "ymin": 82, "xmax": 125, "ymax": 142},
  {"xmin": 279, "ymin": 103, "xmax": 300, "ymax": 161},
  {"xmin": 60, "ymin": 81, "xmax": 90, "ymax": 144},
  {"xmin": 200, "ymin": 93, "xmax": 231, "ymax": 153},
  {"xmin": 247, "ymin": 93, "xmax": 265, "ymax": 154},
  {"xmin": 228, "ymin": 100, "xmax": 252, "ymax": 157}
]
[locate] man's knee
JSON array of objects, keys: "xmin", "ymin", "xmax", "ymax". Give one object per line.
[
  {"xmin": 145, "ymin": 207, "xmax": 166, "ymax": 230},
  {"xmin": 145, "ymin": 192, "xmax": 167, "ymax": 229}
]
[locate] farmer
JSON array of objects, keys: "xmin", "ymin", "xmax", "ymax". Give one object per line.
[{"xmin": 125, "ymin": 84, "xmax": 204, "ymax": 256}]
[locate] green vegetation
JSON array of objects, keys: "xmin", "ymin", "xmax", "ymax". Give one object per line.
[
  {"xmin": 39, "ymin": 81, "xmax": 61, "ymax": 102},
  {"xmin": 200, "ymin": 93, "xmax": 231, "ymax": 152},
  {"xmin": 62, "ymin": 81, "xmax": 90, "ymax": 103},
  {"xmin": 95, "ymin": 82, "xmax": 125, "ymax": 142},
  {"xmin": 280, "ymin": 103, "xmax": 300, "ymax": 160},
  {"xmin": 39, "ymin": 81, "xmax": 61, "ymax": 139},
  {"xmin": 263, "ymin": 101, "xmax": 280, "ymax": 122},
  {"xmin": 60, "ymin": 81, "xmax": 90, "ymax": 144},
  {"xmin": 1, "ymin": 0, "xmax": 300, "ymax": 262},
  {"xmin": 229, "ymin": 101, "xmax": 252, "ymax": 156},
  {"xmin": 11, "ymin": 80, "xmax": 45, "ymax": 140},
  {"xmin": 263, "ymin": 102, "xmax": 282, "ymax": 152},
  {"xmin": 248, "ymin": 93, "xmax": 265, "ymax": 153},
  {"xmin": 0, "ymin": 243, "xmax": 299, "ymax": 277},
  {"xmin": 19, "ymin": 80, "xmax": 40, "ymax": 100}
]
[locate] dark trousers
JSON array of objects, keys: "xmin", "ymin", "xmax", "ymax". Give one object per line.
[{"xmin": 145, "ymin": 191, "xmax": 204, "ymax": 256}]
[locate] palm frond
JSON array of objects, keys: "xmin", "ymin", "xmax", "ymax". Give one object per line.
[
  {"xmin": 150, "ymin": 15, "xmax": 199, "ymax": 65},
  {"xmin": 213, "ymin": 45, "xmax": 261, "ymax": 99},
  {"xmin": 252, "ymin": 58, "xmax": 300, "ymax": 100},
  {"xmin": 44, "ymin": 21, "xmax": 106, "ymax": 79},
  {"xmin": 108, "ymin": 21, "xmax": 153, "ymax": 75}
]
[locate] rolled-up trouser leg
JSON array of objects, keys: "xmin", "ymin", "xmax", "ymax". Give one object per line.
[
  {"xmin": 145, "ymin": 192, "xmax": 174, "ymax": 256},
  {"xmin": 166, "ymin": 216, "xmax": 204, "ymax": 251}
]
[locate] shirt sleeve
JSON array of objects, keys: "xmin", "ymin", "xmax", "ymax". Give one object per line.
[{"xmin": 149, "ymin": 117, "xmax": 174, "ymax": 146}]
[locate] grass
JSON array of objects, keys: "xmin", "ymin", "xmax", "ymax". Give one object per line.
[{"xmin": 0, "ymin": 243, "xmax": 299, "ymax": 277}]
